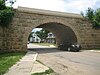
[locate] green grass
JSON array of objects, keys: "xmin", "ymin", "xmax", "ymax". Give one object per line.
[
  {"xmin": 0, "ymin": 51, "xmax": 26, "ymax": 75},
  {"xmin": 31, "ymin": 68, "xmax": 54, "ymax": 75},
  {"xmin": 94, "ymin": 48, "xmax": 100, "ymax": 50}
]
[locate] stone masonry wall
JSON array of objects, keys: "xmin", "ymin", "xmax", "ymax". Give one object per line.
[
  {"xmin": 0, "ymin": 27, "xmax": 9, "ymax": 52},
  {"xmin": 0, "ymin": 27, "xmax": 3, "ymax": 51},
  {"xmin": 0, "ymin": 8, "xmax": 100, "ymax": 51}
]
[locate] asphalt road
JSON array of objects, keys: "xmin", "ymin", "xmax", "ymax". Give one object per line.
[{"xmin": 28, "ymin": 44, "xmax": 100, "ymax": 75}]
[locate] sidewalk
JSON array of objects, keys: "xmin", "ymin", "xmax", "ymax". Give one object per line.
[{"xmin": 4, "ymin": 51, "xmax": 49, "ymax": 75}]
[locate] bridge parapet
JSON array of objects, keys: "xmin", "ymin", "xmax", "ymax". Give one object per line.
[{"xmin": 17, "ymin": 6, "xmax": 83, "ymax": 19}]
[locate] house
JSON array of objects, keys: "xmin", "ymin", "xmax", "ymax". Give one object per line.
[
  {"xmin": 46, "ymin": 32, "xmax": 56, "ymax": 44},
  {"xmin": 29, "ymin": 32, "xmax": 41, "ymax": 43}
]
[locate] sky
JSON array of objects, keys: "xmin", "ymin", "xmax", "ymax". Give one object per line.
[{"xmin": 12, "ymin": 0, "xmax": 100, "ymax": 14}]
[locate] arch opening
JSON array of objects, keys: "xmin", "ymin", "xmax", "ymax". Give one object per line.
[
  {"xmin": 27, "ymin": 22, "xmax": 78, "ymax": 50},
  {"xmin": 36, "ymin": 22, "xmax": 78, "ymax": 46}
]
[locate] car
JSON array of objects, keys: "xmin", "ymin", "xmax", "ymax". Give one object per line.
[
  {"xmin": 58, "ymin": 43, "xmax": 70, "ymax": 50},
  {"xmin": 27, "ymin": 41, "xmax": 29, "ymax": 44},
  {"xmin": 58, "ymin": 43, "xmax": 81, "ymax": 52}
]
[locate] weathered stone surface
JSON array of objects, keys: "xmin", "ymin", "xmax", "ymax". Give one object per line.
[{"xmin": 0, "ymin": 7, "xmax": 100, "ymax": 51}]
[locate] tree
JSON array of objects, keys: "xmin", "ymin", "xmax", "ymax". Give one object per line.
[
  {"xmin": 0, "ymin": 0, "xmax": 6, "ymax": 10},
  {"xmin": 86, "ymin": 8, "xmax": 94, "ymax": 21},
  {"xmin": 0, "ymin": 0, "xmax": 16, "ymax": 50},
  {"xmin": 36, "ymin": 29, "xmax": 49, "ymax": 42},
  {"xmin": 28, "ymin": 32, "xmax": 34, "ymax": 41},
  {"xmin": 6, "ymin": 0, "xmax": 16, "ymax": 7},
  {"xmin": 81, "ymin": 7, "xmax": 100, "ymax": 29},
  {"xmin": 93, "ymin": 8, "xmax": 100, "ymax": 28},
  {"xmin": 0, "ymin": 0, "xmax": 16, "ymax": 27}
]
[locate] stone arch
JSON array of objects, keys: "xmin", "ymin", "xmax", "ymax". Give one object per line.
[
  {"xmin": 37, "ymin": 22, "xmax": 78, "ymax": 45},
  {"xmin": 26, "ymin": 20, "xmax": 80, "ymax": 48},
  {"xmin": 27, "ymin": 19, "xmax": 79, "ymax": 40}
]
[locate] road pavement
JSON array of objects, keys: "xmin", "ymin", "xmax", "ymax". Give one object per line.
[{"xmin": 28, "ymin": 43, "xmax": 100, "ymax": 75}]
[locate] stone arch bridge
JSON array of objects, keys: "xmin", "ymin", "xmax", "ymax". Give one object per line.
[{"xmin": 0, "ymin": 7, "xmax": 100, "ymax": 51}]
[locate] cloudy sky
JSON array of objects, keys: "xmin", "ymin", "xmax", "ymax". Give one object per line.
[{"xmin": 12, "ymin": 0, "xmax": 100, "ymax": 14}]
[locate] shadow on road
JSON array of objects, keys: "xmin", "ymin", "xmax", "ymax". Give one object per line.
[
  {"xmin": 28, "ymin": 47, "xmax": 66, "ymax": 54},
  {"xmin": 27, "ymin": 44, "xmax": 82, "ymax": 54}
]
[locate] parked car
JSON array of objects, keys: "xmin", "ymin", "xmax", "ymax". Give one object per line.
[
  {"xmin": 27, "ymin": 41, "xmax": 29, "ymax": 44},
  {"xmin": 58, "ymin": 43, "xmax": 81, "ymax": 52},
  {"xmin": 58, "ymin": 43, "xmax": 70, "ymax": 50}
]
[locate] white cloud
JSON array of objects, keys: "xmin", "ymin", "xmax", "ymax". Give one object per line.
[
  {"xmin": 63, "ymin": 0, "xmax": 95, "ymax": 13},
  {"xmin": 13, "ymin": 0, "xmax": 66, "ymax": 12},
  {"xmin": 12, "ymin": 0, "xmax": 100, "ymax": 14},
  {"xmin": 92, "ymin": 0, "xmax": 100, "ymax": 9}
]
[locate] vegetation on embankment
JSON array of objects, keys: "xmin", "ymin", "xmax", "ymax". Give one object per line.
[{"xmin": 0, "ymin": 51, "xmax": 26, "ymax": 74}]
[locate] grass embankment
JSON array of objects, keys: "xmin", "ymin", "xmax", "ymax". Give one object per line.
[
  {"xmin": 0, "ymin": 51, "xmax": 26, "ymax": 75},
  {"xmin": 32, "ymin": 68, "xmax": 54, "ymax": 75}
]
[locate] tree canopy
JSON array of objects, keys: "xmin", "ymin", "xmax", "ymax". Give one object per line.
[
  {"xmin": 28, "ymin": 32, "xmax": 34, "ymax": 41},
  {"xmin": 0, "ymin": 0, "xmax": 15, "ymax": 27},
  {"xmin": 28, "ymin": 29, "xmax": 49, "ymax": 42},
  {"xmin": 36, "ymin": 29, "xmax": 50, "ymax": 41},
  {"xmin": 82, "ymin": 8, "xmax": 100, "ymax": 29}
]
